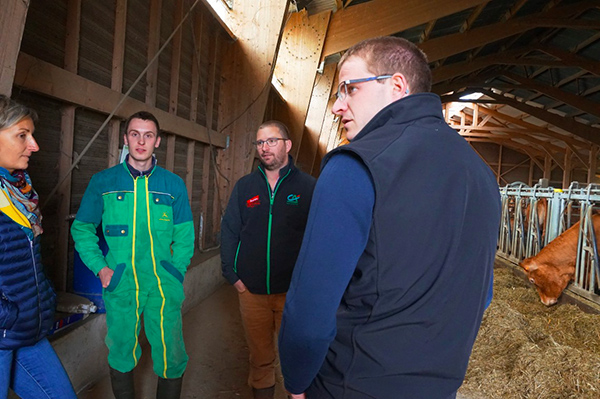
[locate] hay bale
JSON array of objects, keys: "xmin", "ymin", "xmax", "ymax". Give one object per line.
[{"xmin": 460, "ymin": 266, "xmax": 600, "ymax": 399}]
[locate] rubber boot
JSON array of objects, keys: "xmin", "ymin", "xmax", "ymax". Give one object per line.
[
  {"xmin": 109, "ymin": 367, "xmax": 135, "ymax": 399},
  {"xmin": 156, "ymin": 376, "xmax": 183, "ymax": 399}
]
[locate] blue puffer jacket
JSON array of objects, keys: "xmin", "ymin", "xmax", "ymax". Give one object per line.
[{"xmin": 0, "ymin": 211, "xmax": 56, "ymax": 349}]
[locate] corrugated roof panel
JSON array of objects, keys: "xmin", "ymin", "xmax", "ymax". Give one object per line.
[{"xmin": 428, "ymin": 8, "xmax": 474, "ymax": 39}]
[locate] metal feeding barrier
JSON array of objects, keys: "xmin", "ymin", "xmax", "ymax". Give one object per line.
[{"xmin": 498, "ymin": 182, "xmax": 600, "ymax": 304}]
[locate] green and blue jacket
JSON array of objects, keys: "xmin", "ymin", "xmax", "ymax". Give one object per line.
[{"xmin": 71, "ymin": 160, "xmax": 195, "ymax": 290}]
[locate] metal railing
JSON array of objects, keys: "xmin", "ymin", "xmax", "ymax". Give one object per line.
[{"xmin": 498, "ymin": 181, "xmax": 600, "ymax": 303}]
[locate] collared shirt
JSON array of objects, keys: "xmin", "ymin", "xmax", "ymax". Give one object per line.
[{"xmin": 125, "ymin": 154, "xmax": 157, "ymax": 177}]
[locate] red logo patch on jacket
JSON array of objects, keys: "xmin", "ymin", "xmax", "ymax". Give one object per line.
[{"xmin": 246, "ymin": 195, "xmax": 260, "ymax": 208}]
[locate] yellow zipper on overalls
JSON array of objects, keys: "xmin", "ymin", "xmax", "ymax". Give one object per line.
[
  {"xmin": 145, "ymin": 176, "xmax": 169, "ymax": 377},
  {"xmin": 131, "ymin": 177, "xmax": 142, "ymax": 365}
]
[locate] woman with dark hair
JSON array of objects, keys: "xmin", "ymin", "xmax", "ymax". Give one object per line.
[{"xmin": 0, "ymin": 95, "xmax": 76, "ymax": 398}]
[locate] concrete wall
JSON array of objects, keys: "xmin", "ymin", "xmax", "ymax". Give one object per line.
[{"xmin": 49, "ymin": 252, "xmax": 223, "ymax": 394}]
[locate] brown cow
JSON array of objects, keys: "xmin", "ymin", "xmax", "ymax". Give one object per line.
[
  {"xmin": 523, "ymin": 197, "xmax": 547, "ymax": 242},
  {"xmin": 520, "ymin": 214, "xmax": 600, "ymax": 306}
]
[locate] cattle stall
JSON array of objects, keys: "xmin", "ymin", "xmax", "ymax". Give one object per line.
[{"xmin": 498, "ymin": 181, "xmax": 600, "ymax": 305}]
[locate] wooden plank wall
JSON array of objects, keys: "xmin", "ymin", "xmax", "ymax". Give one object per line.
[
  {"xmin": 11, "ymin": 0, "xmax": 229, "ymax": 291},
  {"xmin": 215, "ymin": 0, "xmax": 290, "ymax": 208}
]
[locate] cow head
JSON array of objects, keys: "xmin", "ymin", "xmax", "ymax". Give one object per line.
[{"xmin": 519, "ymin": 258, "xmax": 575, "ymax": 306}]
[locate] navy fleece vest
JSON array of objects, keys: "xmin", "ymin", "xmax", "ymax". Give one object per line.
[{"xmin": 316, "ymin": 94, "xmax": 501, "ymax": 398}]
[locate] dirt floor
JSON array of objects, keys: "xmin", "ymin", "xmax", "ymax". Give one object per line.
[
  {"xmin": 78, "ymin": 284, "xmax": 288, "ymax": 399},
  {"xmin": 459, "ymin": 263, "xmax": 600, "ymax": 399},
  {"xmin": 78, "ymin": 260, "xmax": 600, "ymax": 399}
]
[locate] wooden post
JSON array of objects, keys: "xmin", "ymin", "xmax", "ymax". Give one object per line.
[
  {"xmin": 217, "ymin": 0, "xmax": 290, "ymax": 212},
  {"xmin": 186, "ymin": 140, "xmax": 195, "ymax": 203},
  {"xmin": 272, "ymin": 10, "xmax": 331, "ymax": 158},
  {"xmin": 297, "ymin": 62, "xmax": 337, "ymax": 174},
  {"xmin": 544, "ymin": 155, "xmax": 552, "ymax": 180},
  {"xmin": 190, "ymin": 11, "xmax": 204, "ymax": 124},
  {"xmin": 0, "ymin": 0, "xmax": 29, "ymax": 95},
  {"xmin": 53, "ymin": 0, "xmax": 81, "ymax": 291},
  {"xmin": 169, "ymin": 0, "xmax": 183, "ymax": 115},
  {"xmin": 166, "ymin": 134, "xmax": 176, "ymax": 172},
  {"xmin": 562, "ymin": 147, "xmax": 572, "ymax": 189},
  {"xmin": 146, "ymin": 0, "xmax": 162, "ymax": 106},
  {"xmin": 473, "ymin": 104, "xmax": 479, "ymax": 127},
  {"xmin": 311, "ymin": 65, "xmax": 339, "ymax": 175},
  {"xmin": 201, "ymin": 145, "xmax": 211, "ymax": 248},
  {"xmin": 109, "ymin": 0, "xmax": 127, "ymax": 167},
  {"xmin": 497, "ymin": 145, "xmax": 503, "ymax": 185},
  {"xmin": 588, "ymin": 145, "xmax": 598, "ymax": 184},
  {"xmin": 528, "ymin": 158, "xmax": 534, "ymax": 186}
]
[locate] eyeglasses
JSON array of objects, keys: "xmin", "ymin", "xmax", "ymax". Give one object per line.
[
  {"xmin": 335, "ymin": 75, "xmax": 393, "ymax": 101},
  {"xmin": 253, "ymin": 138, "xmax": 287, "ymax": 148}
]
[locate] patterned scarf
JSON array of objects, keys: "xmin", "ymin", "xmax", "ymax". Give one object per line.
[{"xmin": 0, "ymin": 167, "xmax": 43, "ymax": 237}]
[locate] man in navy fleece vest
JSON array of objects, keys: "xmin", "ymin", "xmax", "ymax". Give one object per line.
[{"xmin": 279, "ymin": 36, "xmax": 500, "ymax": 399}]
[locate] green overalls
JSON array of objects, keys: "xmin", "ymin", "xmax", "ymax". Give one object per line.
[{"xmin": 71, "ymin": 162, "xmax": 194, "ymax": 378}]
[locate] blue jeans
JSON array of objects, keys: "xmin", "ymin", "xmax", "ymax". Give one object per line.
[{"xmin": 0, "ymin": 337, "xmax": 76, "ymax": 399}]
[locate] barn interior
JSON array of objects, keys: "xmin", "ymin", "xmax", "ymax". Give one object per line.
[{"xmin": 1, "ymin": 0, "xmax": 600, "ymax": 397}]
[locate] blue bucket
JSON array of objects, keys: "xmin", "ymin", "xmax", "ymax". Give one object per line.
[{"xmin": 73, "ymin": 225, "xmax": 107, "ymax": 313}]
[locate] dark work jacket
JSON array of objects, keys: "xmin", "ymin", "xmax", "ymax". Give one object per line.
[
  {"xmin": 0, "ymin": 212, "xmax": 56, "ymax": 349},
  {"xmin": 221, "ymin": 157, "xmax": 316, "ymax": 295},
  {"xmin": 311, "ymin": 93, "xmax": 501, "ymax": 399}
]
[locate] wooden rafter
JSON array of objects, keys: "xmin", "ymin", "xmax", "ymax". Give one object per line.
[
  {"xmin": 419, "ymin": 20, "xmax": 437, "ymax": 44},
  {"xmin": 460, "ymin": 2, "xmax": 487, "ymax": 33},
  {"xmin": 502, "ymin": 72, "xmax": 600, "ymax": 119},
  {"xmin": 321, "ymin": 0, "xmax": 490, "ymax": 58},
  {"xmin": 482, "ymin": 89, "xmax": 600, "ymax": 145},
  {"xmin": 420, "ymin": 0, "xmax": 598, "ymax": 62},
  {"xmin": 476, "ymin": 106, "xmax": 588, "ymax": 148}
]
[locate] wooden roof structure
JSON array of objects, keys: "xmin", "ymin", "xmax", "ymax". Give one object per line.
[{"xmin": 289, "ymin": 0, "xmax": 600, "ymax": 185}]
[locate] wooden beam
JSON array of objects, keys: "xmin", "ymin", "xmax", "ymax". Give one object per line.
[
  {"xmin": 53, "ymin": 0, "xmax": 82, "ymax": 291},
  {"xmin": 521, "ymin": 18, "xmax": 600, "ymax": 30},
  {"xmin": 499, "ymin": 157, "xmax": 530, "ymax": 179},
  {"xmin": 146, "ymin": 0, "xmax": 162, "ymax": 106},
  {"xmin": 206, "ymin": 27, "xmax": 219, "ymax": 136},
  {"xmin": 589, "ymin": 145, "xmax": 598, "ymax": 184},
  {"xmin": 420, "ymin": 0, "xmax": 598, "ymax": 62},
  {"xmin": 0, "ymin": 0, "xmax": 29, "ymax": 95},
  {"xmin": 431, "ymin": 46, "xmax": 566, "ymax": 84},
  {"xmin": 109, "ymin": 0, "xmax": 127, "ymax": 167},
  {"xmin": 497, "ymin": 145, "xmax": 503, "ymax": 185},
  {"xmin": 15, "ymin": 52, "xmax": 227, "ymax": 146},
  {"xmin": 544, "ymin": 155, "xmax": 552, "ymax": 180},
  {"xmin": 476, "ymin": 106, "xmax": 587, "ymax": 148},
  {"xmin": 297, "ymin": 62, "xmax": 337, "ymax": 174},
  {"xmin": 312, "ymin": 68, "xmax": 340, "ymax": 176},
  {"xmin": 169, "ymin": 0, "xmax": 184, "ymax": 115},
  {"xmin": 198, "ymin": 0, "xmax": 236, "ymax": 40},
  {"xmin": 190, "ymin": 11, "xmax": 204, "ymax": 123},
  {"xmin": 322, "ymin": 0, "xmax": 489, "ymax": 58},
  {"xmin": 503, "ymin": 72, "xmax": 600, "ymax": 119},
  {"xmin": 460, "ymin": 2, "xmax": 487, "ymax": 33},
  {"xmin": 482, "ymin": 89, "xmax": 600, "ymax": 146},
  {"xmin": 166, "ymin": 134, "xmax": 176, "ymax": 171},
  {"xmin": 563, "ymin": 147, "xmax": 573, "ymax": 188},
  {"xmin": 200, "ymin": 145, "xmax": 211, "ymax": 249},
  {"xmin": 273, "ymin": 10, "xmax": 331, "ymax": 158},
  {"xmin": 524, "ymin": 149, "xmax": 545, "ymax": 171},
  {"xmin": 216, "ymin": 0, "xmax": 293, "ymax": 209},
  {"xmin": 186, "ymin": 140, "xmax": 195, "ymax": 203}
]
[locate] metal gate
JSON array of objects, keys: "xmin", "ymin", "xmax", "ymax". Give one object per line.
[{"xmin": 498, "ymin": 182, "xmax": 600, "ymax": 304}]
